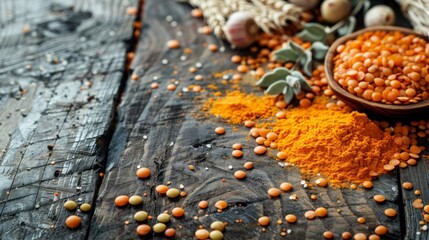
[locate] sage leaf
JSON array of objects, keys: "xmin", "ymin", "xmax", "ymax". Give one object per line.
[
  {"xmin": 288, "ymin": 41, "xmax": 306, "ymax": 58},
  {"xmin": 286, "ymin": 76, "xmax": 301, "ymax": 95},
  {"xmin": 283, "ymin": 86, "xmax": 294, "ymax": 104},
  {"xmin": 256, "ymin": 67, "xmax": 291, "ymax": 88},
  {"xmin": 265, "ymin": 80, "xmax": 287, "ymax": 96},
  {"xmin": 291, "ymin": 71, "xmax": 312, "ymax": 92},
  {"xmin": 297, "ymin": 23, "xmax": 327, "ymax": 43},
  {"xmin": 274, "ymin": 48, "xmax": 299, "ymax": 63},
  {"xmin": 311, "ymin": 41, "xmax": 329, "ymax": 60},
  {"xmin": 301, "ymin": 50, "xmax": 313, "ymax": 76}
]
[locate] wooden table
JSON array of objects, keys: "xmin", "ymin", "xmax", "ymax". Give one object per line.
[{"xmin": 0, "ymin": 0, "xmax": 427, "ymax": 239}]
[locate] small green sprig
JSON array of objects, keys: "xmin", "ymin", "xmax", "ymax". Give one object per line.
[
  {"xmin": 256, "ymin": 67, "xmax": 312, "ymax": 104},
  {"xmin": 273, "ymin": 40, "xmax": 328, "ymax": 76}
]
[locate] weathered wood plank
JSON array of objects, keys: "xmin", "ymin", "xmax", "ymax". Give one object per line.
[
  {"xmin": 0, "ymin": 0, "xmax": 137, "ymax": 239},
  {"xmin": 89, "ymin": 0, "xmax": 402, "ymax": 239}
]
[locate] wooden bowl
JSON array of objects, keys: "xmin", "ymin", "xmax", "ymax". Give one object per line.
[{"xmin": 325, "ymin": 26, "xmax": 429, "ymax": 119}]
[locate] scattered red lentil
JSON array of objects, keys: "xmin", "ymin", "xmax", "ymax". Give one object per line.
[
  {"xmin": 244, "ymin": 162, "xmax": 254, "ymax": 169},
  {"xmin": 215, "ymin": 127, "xmax": 225, "ymax": 135},
  {"xmin": 254, "ymin": 146, "xmax": 267, "ymax": 155},
  {"xmin": 402, "ymin": 182, "xmax": 413, "ymax": 190},
  {"xmin": 353, "ymin": 233, "xmax": 367, "ymax": 240},
  {"xmin": 304, "ymin": 210, "xmax": 316, "ymax": 220},
  {"xmin": 342, "ymin": 231, "xmax": 352, "ymax": 239},
  {"xmin": 267, "ymin": 188, "xmax": 281, "ymax": 197},
  {"xmin": 234, "ymin": 170, "xmax": 247, "ymax": 180},
  {"xmin": 384, "ymin": 208, "xmax": 397, "ymax": 217},
  {"xmin": 156, "ymin": 185, "xmax": 169, "ymax": 194},
  {"xmin": 373, "ymin": 194, "xmax": 386, "ymax": 203},
  {"xmin": 167, "ymin": 39, "xmax": 180, "ymax": 49},
  {"xmin": 165, "ymin": 228, "xmax": 176, "ymax": 237},
  {"xmin": 199, "ymin": 200, "xmax": 209, "ymax": 209},
  {"xmin": 315, "ymin": 207, "xmax": 328, "ymax": 218},
  {"xmin": 357, "ymin": 217, "xmax": 366, "ymax": 224},
  {"xmin": 195, "ymin": 229, "xmax": 210, "ymax": 239},
  {"xmin": 232, "ymin": 143, "xmax": 242, "ymax": 150},
  {"xmin": 114, "ymin": 195, "xmax": 129, "ymax": 207},
  {"xmin": 315, "ymin": 178, "xmax": 328, "ymax": 187},
  {"xmin": 232, "ymin": 150, "xmax": 243, "ymax": 158},
  {"xmin": 136, "ymin": 167, "xmax": 151, "ymax": 179},
  {"xmin": 280, "ymin": 182, "xmax": 293, "ymax": 192},
  {"xmin": 215, "ymin": 200, "xmax": 228, "ymax": 210},
  {"xmin": 65, "ymin": 215, "xmax": 81, "ymax": 229},
  {"xmin": 374, "ymin": 225, "xmax": 388, "ymax": 235},
  {"xmin": 323, "ymin": 231, "xmax": 334, "ymax": 239},
  {"xmin": 362, "ymin": 181, "xmax": 373, "ymax": 189},
  {"xmin": 285, "ymin": 214, "xmax": 297, "ymax": 223},
  {"xmin": 172, "ymin": 207, "xmax": 185, "ymax": 218},
  {"xmin": 258, "ymin": 216, "xmax": 270, "ymax": 226}
]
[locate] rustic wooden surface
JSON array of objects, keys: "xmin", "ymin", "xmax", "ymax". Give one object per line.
[
  {"xmin": 1, "ymin": 0, "xmax": 428, "ymax": 239},
  {"xmin": 0, "ymin": 0, "xmax": 138, "ymax": 239}
]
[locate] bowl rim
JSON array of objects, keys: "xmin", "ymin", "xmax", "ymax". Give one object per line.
[{"xmin": 324, "ymin": 26, "xmax": 429, "ymax": 111}]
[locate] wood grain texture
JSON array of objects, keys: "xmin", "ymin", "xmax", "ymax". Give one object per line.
[
  {"xmin": 89, "ymin": 0, "xmax": 401, "ymax": 239},
  {"xmin": 0, "ymin": 0, "xmax": 137, "ymax": 239}
]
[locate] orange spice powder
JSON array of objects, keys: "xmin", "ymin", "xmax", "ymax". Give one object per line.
[
  {"xmin": 204, "ymin": 90, "xmax": 277, "ymax": 124},
  {"xmin": 258, "ymin": 97, "xmax": 399, "ymax": 186},
  {"xmin": 206, "ymin": 92, "xmax": 400, "ymax": 187}
]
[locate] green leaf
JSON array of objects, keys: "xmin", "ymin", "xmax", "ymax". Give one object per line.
[
  {"xmin": 274, "ymin": 48, "xmax": 299, "ymax": 63},
  {"xmin": 283, "ymin": 86, "xmax": 294, "ymax": 104},
  {"xmin": 311, "ymin": 41, "xmax": 329, "ymax": 60},
  {"xmin": 297, "ymin": 23, "xmax": 327, "ymax": 43},
  {"xmin": 288, "ymin": 41, "xmax": 306, "ymax": 58},
  {"xmin": 265, "ymin": 80, "xmax": 287, "ymax": 96},
  {"xmin": 291, "ymin": 71, "xmax": 312, "ymax": 92},
  {"xmin": 256, "ymin": 67, "xmax": 291, "ymax": 88},
  {"xmin": 286, "ymin": 76, "xmax": 301, "ymax": 95},
  {"xmin": 301, "ymin": 50, "xmax": 313, "ymax": 76}
]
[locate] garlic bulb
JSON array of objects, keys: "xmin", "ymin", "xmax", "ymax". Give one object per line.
[
  {"xmin": 288, "ymin": 0, "xmax": 320, "ymax": 11},
  {"xmin": 223, "ymin": 12, "xmax": 260, "ymax": 49},
  {"xmin": 364, "ymin": 5, "xmax": 395, "ymax": 27},
  {"xmin": 321, "ymin": 0, "xmax": 351, "ymax": 23}
]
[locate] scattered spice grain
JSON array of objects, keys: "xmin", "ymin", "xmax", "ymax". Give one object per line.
[
  {"xmin": 114, "ymin": 195, "xmax": 129, "ymax": 207},
  {"xmin": 65, "ymin": 215, "xmax": 81, "ymax": 229},
  {"xmin": 254, "ymin": 146, "xmax": 267, "ymax": 155},
  {"xmin": 199, "ymin": 200, "xmax": 209, "ymax": 209},
  {"xmin": 268, "ymin": 188, "xmax": 281, "ymax": 197},
  {"xmin": 384, "ymin": 208, "xmax": 397, "ymax": 217},
  {"xmin": 165, "ymin": 228, "xmax": 176, "ymax": 237},
  {"xmin": 129, "ymin": 195, "xmax": 143, "ymax": 205},
  {"xmin": 285, "ymin": 214, "xmax": 297, "ymax": 223},
  {"xmin": 195, "ymin": 229, "xmax": 210, "ymax": 239},
  {"xmin": 167, "ymin": 39, "xmax": 180, "ymax": 49},
  {"xmin": 373, "ymin": 195, "xmax": 386, "ymax": 203},
  {"xmin": 402, "ymin": 182, "xmax": 413, "ymax": 190},
  {"xmin": 215, "ymin": 127, "xmax": 225, "ymax": 135},
  {"xmin": 244, "ymin": 162, "xmax": 253, "ymax": 169},
  {"xmin": 315, "ymin": 207, "xmax": 328, "ymax": 218},
  {"xmin": 64, "ymin": 200, "xmax": 77, "ymax": 211},
  {"xmin": 374, "ymin": 225, "xmax": 388, "ymax": 235},
  {"xmin": 232, "ymin": 150, "xmax": 243, "ymax": 158},
  {"xmin": 136, "ymin": 167, "xmax": 151, "ymax": 179},
  {"xmin": 234, "ymin": 170, "xmax": 247, "ymax": 180},
  {"xmin": 258, "ymin": 216, "xmax": 270, "ymax": 226}
]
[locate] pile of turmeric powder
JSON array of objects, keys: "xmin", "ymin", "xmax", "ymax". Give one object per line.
[
  {"xmin": 204, "ymin": 91, "xmax": 277, "ymax": 124},
  {"xmin": 206, "ymin": 93, "xmax": 400, "ymax": 187}
]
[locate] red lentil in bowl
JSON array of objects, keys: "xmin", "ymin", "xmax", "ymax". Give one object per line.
[{"xmin": 325, "ymin": 26, "xmax": 429, "ymax": 118}]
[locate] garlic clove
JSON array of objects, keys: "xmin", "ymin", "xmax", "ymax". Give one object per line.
[
  {"xmin": 320, "ymin": 0, "xmax": 351, "ymax": 24},
  {"xmin": 223, "ymin": 11, "xmax": 260, "ymax": 49},
  {"xmin": 364, "ymin": 5, "xmax": 395, "ymax": 27}
]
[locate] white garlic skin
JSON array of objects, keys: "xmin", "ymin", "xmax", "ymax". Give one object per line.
[
  {"xmin": 364, "ymin": 5, "xmax": 395, "ymax": 27},
  {"xmin": 223, "ymin": 12, "xmax": 259, "ymax": 49},
  {"xmin": 288, "ymin": 0, "xmax": 320, "ymax": 10},
  {"xmin": 321, "ymin": 0, "xmax": 351, "ymax": 23}
]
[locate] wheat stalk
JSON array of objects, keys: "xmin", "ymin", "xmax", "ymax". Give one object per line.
[
  {"xmin": 397, "ymin": 0, "xmax": 429, "ymax": 36},
  {"xmin": 187, "ymin": 0, "xmax": 302, "ymax": 37}
]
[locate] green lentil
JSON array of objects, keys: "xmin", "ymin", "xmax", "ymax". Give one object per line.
[
  {"xmin": 210, "ymin": 221, "xmax": 225, "ymax": 231},
  {"xmin": 129, "ymin": 195, "xmax": 143, "ymax": 205},
  {"xmin": 166, "ymin": 188, "xmax": 180, "ymax": 198},
  {"xmin": 210, "ymin": 230, "xmax": 224, "ymax": 240},
  {"xmin": 153, "ymin": 223, "xmax": 167, "ymax": 233},
  {"xmin": 134, "ymin": 211, "xmax": 149, "ymax": 221},
  {"xmin": 157, "ymin": 213, "xmax": 171, "ymax": 223},
  {"xmin": 64, "ymin": 200, "xmax": 77, "ymax": 211},
  {"xmin": 80, "ymin": 203, "xmax": 92, "ymax": 212}
]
